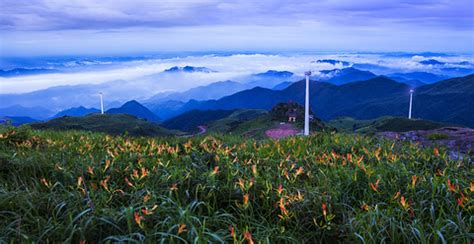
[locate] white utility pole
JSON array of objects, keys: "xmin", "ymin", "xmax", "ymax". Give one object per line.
[
  {"xmin": 99, "ymin": 93, "xmax": 104, "ymax": 114},
  {"xmin": 304, "ymin": 71, "xmax": 311, "ymax": 136},
  {"xmin": 408, "ymin": 89, "xmax": 414, "ymax": 119}
]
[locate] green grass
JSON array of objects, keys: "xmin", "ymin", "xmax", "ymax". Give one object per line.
[
  {"xmin": 30, "ymin": 114, "xmax": 177, "ymax": 137},
  {"xmin": 329, "ymin": 116, "xmax": 450, "ymax": 133},
  {"xmin": 208, "ymin": 113, "xmax": 278, "ymax": 139},
  {"xmin": 428, "ymin": 133, "xmax": 450, "ymax": 141},
  {"xmin": 0, "ymin": 126, "xmax": 472, "ymax": 243}
]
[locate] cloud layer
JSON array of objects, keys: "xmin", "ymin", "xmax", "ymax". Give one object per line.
[
  {"xmin": 0, "ymin": 0, "xmax": 473, "ymax": 55},
  {"xmin": 2, "ymin": 0, "xmax": 473, "ymax": 30},
  {"xmin": 2, "ymin": 53, "xmax": 473, "ymax": 94}
]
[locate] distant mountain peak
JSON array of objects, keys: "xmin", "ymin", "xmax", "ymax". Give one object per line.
[
  {"xmin": 106, "ymin": 100, "xmax": 161, "ymax": 122},
  {"xmin": 121, "ymin": 100, "xmax": 142, "ymax": 107},
  {"xmin": 313, "ymin": 59, "xmax": 350, "ymax": 66},
  {"xmin": 53, "ymin": 106, "xmax": 100, "ymax": 118},
  {"xmin": 388, "ymin": 72, "xmax": 448, "ymax": 84},
  {"xmin": 419, "ymin": 59, "xmax": 445, "ymax": 66},
  {"xmin": 254, "ymin": 70, "xmax": 294, "ymax": 78},
  {"xmin": 164, "ymin": 66, "xmax": 215, "ymax": 73},
  {"xmin": 319, "ymin": 67, "xmax": 377, "ymax": 85}
]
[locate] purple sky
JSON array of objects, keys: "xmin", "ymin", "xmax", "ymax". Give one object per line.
[{"xmin": 1, "ymin": 0, "xmax": 473, "ymax": 56}]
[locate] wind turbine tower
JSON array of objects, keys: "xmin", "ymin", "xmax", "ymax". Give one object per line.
[
  {"xmin": 99, "ymin": 92, "xmax": 104, "ymax": 114},
  {"xmin": 408, "ymin": 89, "xmax": 414, "ymax": 119},
  {"xmin": 304, "ymin": 71, "xmax": 311, "ymax": 136}
]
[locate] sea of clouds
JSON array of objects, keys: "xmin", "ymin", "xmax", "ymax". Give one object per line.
[{"xmin": 1, "ymin": 52, "xmax": 473, "ymax": 99}]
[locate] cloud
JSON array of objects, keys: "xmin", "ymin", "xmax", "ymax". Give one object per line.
[
  {"xmin": 1, "ymin": 0, "xmax": 472, "ymax": 31},
  {"xmin": 1, "ymin": 0, "xmax": 472, "ymax": 56},
  {"xmin": 2, "ymin": 53, "xmax": 473, "ymax": 95}
]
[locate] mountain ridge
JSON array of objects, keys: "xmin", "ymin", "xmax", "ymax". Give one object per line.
[{"xmin": 106, "ymin": 100, "xmax": 161, "ymax": 122}]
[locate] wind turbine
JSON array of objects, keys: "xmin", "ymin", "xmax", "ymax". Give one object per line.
[
  {"xmin": 99, "ymin": 92, "xmax": 104, "ymax": 114},
  {"xmin": 304, "ymin": 71, "xmax": 312, "ymax": 136},
  {"xmin": 408, "ymin": 89, "xmax": 414, "ymax": 119}
]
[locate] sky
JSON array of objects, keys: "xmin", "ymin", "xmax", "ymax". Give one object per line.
[{"xmin": 1, "ymin": 0, "xmax": 473, "ymax": 56}]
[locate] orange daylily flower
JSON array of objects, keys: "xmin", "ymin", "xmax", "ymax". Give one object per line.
[
  {"xmin": 144, "ymin": 194, "xmax": 151, "ymax": 203},
  {"xmin": 411, "ymin": 175, "xmax": 418, "ymax": 188},
  {"xmin": 252, "ymin": 165, "xmax": 257, "ymax": 175},
  {"xmin": 87, "ymin": 166, "xmax": 94, "ymax": 175},
  {"xmin": 170, "ymin": 183, "xmax": 178, "ymax": 191},
  {"xmin": 77, "ymin": 176, "xmax": 84, "ymax": 188},
  {"xmin": 393, "ymin": 191, "xmax": 401, "ymax": 200},
  {"xmin": 369, "ymin": 179, "xmax": 380, "ymax": 192},
  {"xmin": 276, "ymin": 184, "xmax": 283, "ymax": 195},
  {"xmin": 132, "ymin": 169, "xmax": 139, "ymax": 179},
  {"xmin": 296, "ymin": 190, "xmax": 304, "ymax": 201},
  {"xmin": 434, "ymin": 148, "xmax": 440, "ymax": 157},
  {"xmin": 124, "ymin": 177, "xmax": 134, "ymax": 187},
  {"xmin": 357, "ymin": 156, "xmax": 364, "ymax": 166},
  {"xmin": 211, "ymin": 166, "xmax": 219, "ymax": 175},
  {"xmin": 447, "ymin": 179, "xmax": 457, "ymax": 192},
  {"xmin": 278, "ymin": 197, "xmax": 289, "ymax": 219},
  {"xmin": 141, "ymin": 207, "xmax": 153, "ymax": 215},
  {"xmin": 457, "ymin": 193, "xmax": 467, "ymax": 207},
  {"xmin": 134, "ymin": 212, "xmax": 143, "ymax": 226},
  {"xmin": 243, "ymin": 194, "xmax": 249, "ymax": 206},
  {"xmin": 295, "ymin": 167, "xmax": 304, "ymax": 177},
  {"xmin": 55, "ymin": 164, "xmax": 64, "ymax": 171},
  {"xmin": 470, "ymin": 183, "xmax": 474, "ymax": 192},
  {"xmin": 104, "ymin": 159, "xmax": 111, "ymax": 172},
  {"xmin": 375, "ymin": 147, "xmax": 381, "ymax": 161},
  {"xmin": 243, "ymin": 231, "xmax": 254, "ymax": 244},
  {"xmin": 178, "ymin": 224, "xmax": 187, "ymax": 234},
  {"xmin": 249, "ymin": 178, "xmax": 255, "ymax": 188},
  {"xmin": 346, "ymin": 153, "xmax": 353, "ymax": 163},
  {"xmin": 322, "ymin": 203, "xmax": 327, "ymax": 217},
  {"xmin": 140, "ymin": 167, "xmax": 148, "ymax": 178},
  {"xmin": 100, "ymin": 176, "xmax": 111, "ymax": 192},
  {"xmin": 400, "ymin": 196, "xmax": 409, "ymax": 208},
  {"xmin": 361, "ymin": 204, "xmax": 369, "ymax": 211},
  {"xmin": 237, "ymin": 178, "xmax": 245, "ymax": 190},
  {"xmin": 229, "ymin": 225, "xmax": 236, "ymax": 238},
  {"xmin": 40, "ymin": 178, "xmax": 51, "ymax": 187}
]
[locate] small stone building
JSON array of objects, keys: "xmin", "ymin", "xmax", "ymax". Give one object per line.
[{"xmin": 286, "ymin": 108, "xmax": 298, "ymax": 123}]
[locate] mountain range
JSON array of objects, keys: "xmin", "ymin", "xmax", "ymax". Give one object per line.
[
  {"xmin": 0, "ymin": 105, "xmax": 54, "ymax": 120},
  {"xmin": 152, "ymin": 74, "xmax": 473, "ymax": 127},
  {"xmin": 162, "ymin": 109, "xmax": 236, "ymax": 132},
  {"xmin": 388, "ymin": 72, "xmax": 448, "ymax": 84},
  {"xmin": 0, "ymin": 68, "xmax": 59, "ymax": 77},
  {"xmin": 313, "ymin": 59, "xmax": 350, "ymax": 66},
  {"xmin": 144, "ymin": 80, "xmax": 249, "ymax": 104},
  {"xmin": 106, "ymin": 100, "xmax": 161, "ymax": 122},
  {"xmin": 30, "ymin": 114, "xmax": 172, "ymax": 137},
  {"xmin": 319, "ymin": 67, "xmax": 377, "ymax": 85},
  {"xmin": 53, "ymin": 106, "xmax": 100, "ymax": 118},
  {"xmin": 0, "ymin": 116, "xmax": 38, "ymax": 126},
  {"xmin": 2, "ymin": 68, "xmax": 472, "ymax": 128},
  {"xmin": 164, "ymin": 66, "xmax": 216, "ymax": 73}
]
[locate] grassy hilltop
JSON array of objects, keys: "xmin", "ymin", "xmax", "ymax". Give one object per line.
[{"xmin": 0, "ymin": 126, "xmax": 472, "ymax": 243}]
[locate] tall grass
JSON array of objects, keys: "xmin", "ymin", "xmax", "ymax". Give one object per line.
[{"xmin": 0, "ymin": 126, "xmax": 472, "ymax": 242}]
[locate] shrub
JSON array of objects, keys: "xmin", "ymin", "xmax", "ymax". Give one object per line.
[{"xmin": 427, "ymin": 133, "xmax": 449, "ymax": 140}]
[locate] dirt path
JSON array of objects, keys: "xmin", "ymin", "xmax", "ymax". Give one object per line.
[
  {"xmin": 265, "ymin": 123, "xmax": 299, "ymax": 139},
  {"xmin": 196, "ymin": 125, "xmax": 207, "ymax": 135},
  {"xmin": 179, "ymin": 125, "xmax": 207, "ymax": 138}
]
